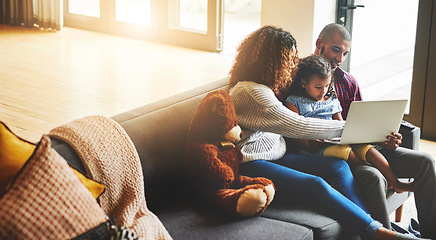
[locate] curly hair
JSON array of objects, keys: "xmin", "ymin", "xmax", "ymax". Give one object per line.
[
  {"xmin": 228, "ymin": 25, "xmax": 298, "ymax": 99},
  {"xmin": 287, "ymin": 55, "xmax": 332, "ymax": 97}
]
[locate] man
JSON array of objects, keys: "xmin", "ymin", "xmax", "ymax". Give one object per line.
[{"xmin": 314, "ymin": 23, "xmax": 436, "ymax": 239}]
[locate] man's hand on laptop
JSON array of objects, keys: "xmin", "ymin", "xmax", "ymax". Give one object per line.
[{"xmin": 383, "ymin": 132, "xmax": 403, "ymax": 150}]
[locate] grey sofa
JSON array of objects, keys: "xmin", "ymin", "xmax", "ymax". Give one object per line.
[{"xmin": 51, "ymin": 78, "xmax": 418, "ymax": 240}]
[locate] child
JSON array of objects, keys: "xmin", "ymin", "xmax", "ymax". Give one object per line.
[{"xmin": 286, "ymin": 55, "xmax": 414, "ymax": 193}]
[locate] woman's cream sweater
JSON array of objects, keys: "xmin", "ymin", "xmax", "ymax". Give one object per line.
[{"xmin": 229, "ymin": 81, "xmax": 344, "ymax": 162}]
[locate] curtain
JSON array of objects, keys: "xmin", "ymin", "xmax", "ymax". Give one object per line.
[
  {"xmin": 34, "ymin": 0, "xmax": 61, "ymax": 30},
  {"xmin": 0, "ymin": 0, "xmax": 60, "ymax": 30}
]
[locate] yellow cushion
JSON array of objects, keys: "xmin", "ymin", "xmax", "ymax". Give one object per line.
[
  {"xmin": 0, "ymin": 121, "xmax": 104, "ymax": 198},
  {"xmin": 71, "ymin": 168, "xmax": 105, "ymax": 199},
  {"xmin": 0, "ymin": 123, "xmax": 35, "ymax": 194}
]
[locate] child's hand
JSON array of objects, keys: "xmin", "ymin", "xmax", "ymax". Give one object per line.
[{"xmin": 383, "ymin": 132, "xmax": 402, "ymax": 150}]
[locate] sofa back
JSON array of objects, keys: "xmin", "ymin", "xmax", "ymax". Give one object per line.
[{"xmin": 112, "ymin": 79, "xmax": 228, "ymax": 212}]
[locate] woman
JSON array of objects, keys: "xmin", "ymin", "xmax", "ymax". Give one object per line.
[{"xmin": 228, "ymin": 25, "xmax": 422, "ymax": 240}]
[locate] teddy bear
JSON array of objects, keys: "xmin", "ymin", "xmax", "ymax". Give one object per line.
[{"xmin": 185, "ymin": 89, "xmax": 275, "ymax": 217}]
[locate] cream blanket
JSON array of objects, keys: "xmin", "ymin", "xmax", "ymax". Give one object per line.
[{"xmin": 49, "ymin": 115, "xmax": 172, "ymax": 240}]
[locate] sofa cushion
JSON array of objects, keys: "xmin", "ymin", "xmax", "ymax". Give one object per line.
[
  {"xmin": 262, "ymin": 206, "xmax": 358, "ymax": 240},
  {"xmin": 0, "ymin": 135, "xmax": 107, "ymax": 239},
  {"xmin": 157, "ymin": 204, "xmax": 313, "ymax": 240}
]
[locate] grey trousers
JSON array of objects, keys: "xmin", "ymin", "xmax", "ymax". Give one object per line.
[{"xmin": 350, "ymin": 146, "xmax": 436, "ymax": 238}]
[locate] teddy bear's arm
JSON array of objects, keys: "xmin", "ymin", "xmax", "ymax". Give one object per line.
[{"xmin": 188, "ymin": 143, "xmax": 235, "ymax": 187}]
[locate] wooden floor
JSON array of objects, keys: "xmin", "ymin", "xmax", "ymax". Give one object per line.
[{"xmin": 0, "ymin": 24, "xmax": 234, "ymax": 142}]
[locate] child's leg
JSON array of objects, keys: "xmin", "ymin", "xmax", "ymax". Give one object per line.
[
  {"xmin": 323, "ymin": 144, "xmax": 352, "ymax": 160},
  {"xmin": 352, "ymin": 145, "xmax": 414, "ymax": 193},
  {"xmin": 323, "ymin": 144, "xmax": 365, "ymax": 165}
]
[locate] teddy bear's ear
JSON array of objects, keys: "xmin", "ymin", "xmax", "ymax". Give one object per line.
[
  {"xmin": 187, "ymin": 90, "xmax": 237, "ymax": 142},
  {"xmin": 211, "ymin": 101, "xmax": 230, "ymax": 118},
  {"xmin": 208, "ymin": 90, "xmax": 237, "ymax": 130}
]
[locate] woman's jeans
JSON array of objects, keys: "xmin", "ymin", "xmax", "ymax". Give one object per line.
[{"xmin": 239, "ymin": 153, "xmax": 381, "ymax": 235}]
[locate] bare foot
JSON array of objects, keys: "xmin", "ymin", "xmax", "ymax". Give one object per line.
[
  {"xmin": 373, "ymin": 226, "xmax": 396, "ymax": 240},
  {"xmin": 388, "ymin": 182, "xmax": 394, "ymax": 190}
]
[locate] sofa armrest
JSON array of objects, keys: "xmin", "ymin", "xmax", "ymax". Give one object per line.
[{"xmin": 399, "ymin": 121, "xmax": 420, "ymax": 151}]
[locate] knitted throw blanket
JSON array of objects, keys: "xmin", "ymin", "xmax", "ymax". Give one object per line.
[{"xmin": 49, "ymin": 115, "xmax": 172, "ymax": 240}]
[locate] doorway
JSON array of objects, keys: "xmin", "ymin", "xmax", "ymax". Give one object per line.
[
  {"xmin": 222, "ymin": 0, "xmax": 261, "ymax": 55},
  {"xmin": 63, "ymin": 0, "xmax": 262, "ymax": 53},
  {"xmin": 64, "ymin": 0, "xmax": 223, "ymax": 52},
  {"xmin": 337, "ymin": 0, "xmax": 419, "ymax": 114}
]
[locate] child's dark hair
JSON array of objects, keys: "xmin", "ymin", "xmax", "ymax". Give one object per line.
[{"xmin": 287, "ymin": 55, "xmax": 332, "ymax": 97}]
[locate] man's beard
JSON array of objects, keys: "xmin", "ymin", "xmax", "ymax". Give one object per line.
[{"xmin": 320, "ymin": 46, "xmax": 338, "ymax": 70}]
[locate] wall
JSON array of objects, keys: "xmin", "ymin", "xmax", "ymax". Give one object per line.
[
  {"xmin": 411, "ymin": 0, "xmax": 436, "ymax": 140},
  {"xmin": 261, "ymin": 0, "xmax": 336, "ymax": 57}
]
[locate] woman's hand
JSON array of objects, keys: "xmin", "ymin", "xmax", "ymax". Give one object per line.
[{"xmin": 383, "ymin": 132, "xmax": 402, "ymax": 150}]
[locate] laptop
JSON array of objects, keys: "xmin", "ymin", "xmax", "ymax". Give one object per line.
[{"xmin": 325, "ymin": 99, "xmax": 408, "ymax": 145}]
